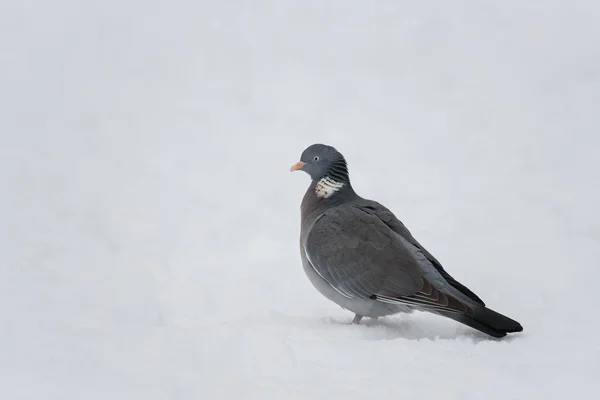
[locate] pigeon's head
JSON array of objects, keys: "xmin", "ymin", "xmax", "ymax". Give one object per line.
[{"xmin": 290, "ymin": 143, "xmax": 349, "ymax": 182}]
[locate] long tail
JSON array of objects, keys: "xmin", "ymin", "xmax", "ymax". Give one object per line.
[{"xmin": 439, "ymin": 306, "xmax": 523, "ymax": 338}]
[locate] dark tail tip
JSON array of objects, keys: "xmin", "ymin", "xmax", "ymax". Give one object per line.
[
  {"xmin": 472, "ymin": 306, "xmax": 523, "ymax": 333},
  {"xmin": 441, "ymin": 306, "xmax": 523, "ymax": 338}
]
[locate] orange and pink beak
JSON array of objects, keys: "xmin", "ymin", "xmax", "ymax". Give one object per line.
[{"xmin": 289, "ymin": 161, "xmax": 305, "ymax": 172}]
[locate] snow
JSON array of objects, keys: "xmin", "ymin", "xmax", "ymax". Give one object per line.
[{"xmin": 1, "ymin": 0, "xmax": 599, "ymax": 398}]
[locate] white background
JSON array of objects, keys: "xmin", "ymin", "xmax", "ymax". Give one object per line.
[{"xmin": 1, "ymin": 1, "xmax": 599, "ymax": 398}]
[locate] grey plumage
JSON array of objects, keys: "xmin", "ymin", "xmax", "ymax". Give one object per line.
[{"xmin": 291, "ymin": 144, "xmax": 523, "ymax": 338}]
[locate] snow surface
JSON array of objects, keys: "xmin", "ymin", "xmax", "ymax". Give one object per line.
[{"xmin": 2, "ymin": 1, "xmax": 600, "ymax": 398}]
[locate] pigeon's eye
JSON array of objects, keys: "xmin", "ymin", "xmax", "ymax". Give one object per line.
[{"xmin": 313, "ymin": 156, "xmax": 320, "ymax": 161}]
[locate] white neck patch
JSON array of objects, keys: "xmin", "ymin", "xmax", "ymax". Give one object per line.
[{"xmin": 315, "ymin": 176, "xmax": 344, "ymax": 198}]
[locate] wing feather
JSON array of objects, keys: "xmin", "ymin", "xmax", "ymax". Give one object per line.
[
  {"xmin": 305, "ymin": 205, "xmax": 471, "ymax": 314},
  {"xmin": 360, "ymin": 202, "xmax": 486, "ymax": 306}
]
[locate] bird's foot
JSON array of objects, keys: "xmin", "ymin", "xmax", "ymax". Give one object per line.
[{"xmin": 352, "ymin": 314, "xmax": 363, "ymax": 324}]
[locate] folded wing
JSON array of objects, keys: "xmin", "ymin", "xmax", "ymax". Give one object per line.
[{"xmin": 305, "ymin": 206, "xmax": 472, "ymax": 314}]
